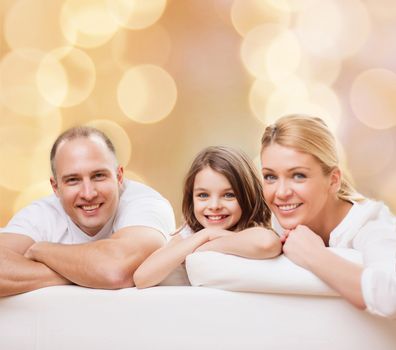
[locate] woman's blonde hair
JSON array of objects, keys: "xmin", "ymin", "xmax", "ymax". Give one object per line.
[
  {"xmin": 182, "ymin": 146, "xmax": 271, "ymax": 232},
  {"xmin": 261, "ymin": 114, "xmax": 363, "ymax": 203}
]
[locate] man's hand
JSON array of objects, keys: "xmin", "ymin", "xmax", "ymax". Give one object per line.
[
  {"xmin": 20, "ymin": 226, "xmax": 166, "ymax": 289},
  {"xmin": 0, "ymin": 233, "xmax": 72, "ymax": 297}
]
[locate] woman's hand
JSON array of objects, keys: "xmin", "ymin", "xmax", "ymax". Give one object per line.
[{"xmin": 282, "ymin": 225, "xmax": 326, "ymax": 269}]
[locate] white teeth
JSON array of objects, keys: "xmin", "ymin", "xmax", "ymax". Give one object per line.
[
  {"xmin": 207, "ymin": 215, "xmax": 226, "ymax": 221},
  {"xmin": 278, "ymin": 204, "xmax": 300, "ymax": 211},
  {"xmin": 82, "ymin": 204, "xmax": 100, "ymax": 211}
]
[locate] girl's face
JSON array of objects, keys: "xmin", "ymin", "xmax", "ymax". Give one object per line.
[
  {"xmin": 261, "ymin": 143, "xmax": 339, "ymax": 232},
  {"xmin": 193, "ymin": 166, "xmax": 242, "ymax": 230}
]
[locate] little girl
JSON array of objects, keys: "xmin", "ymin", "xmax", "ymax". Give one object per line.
[{"xmin": 133, "ymin": 146, "xmax": 281, "ymax": 288}]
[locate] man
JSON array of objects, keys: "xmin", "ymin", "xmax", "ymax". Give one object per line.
[{"xmin": 0, "ymin": 126, "xmax": 175, "ymax": 296}]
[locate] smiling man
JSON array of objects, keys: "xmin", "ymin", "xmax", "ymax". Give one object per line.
[{"xmin": 0, "ymin": 126, "xmax": 175, "ymax": 296}]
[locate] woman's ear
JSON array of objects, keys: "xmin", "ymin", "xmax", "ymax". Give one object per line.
[{"xmin": 329, "ymin": 167, "xmax": 342, "ymax": 193}]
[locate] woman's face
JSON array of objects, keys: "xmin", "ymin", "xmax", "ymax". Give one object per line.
[{"xmin": 260, "ymin": 143, "xmax": 338, "ymax": 231}]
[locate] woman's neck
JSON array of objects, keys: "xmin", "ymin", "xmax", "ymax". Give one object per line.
[{"xmin": 310, "ymin": 198, "xmax": 353, "ymax": 246}]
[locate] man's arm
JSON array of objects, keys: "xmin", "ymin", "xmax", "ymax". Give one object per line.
[
  {"xmin": 0, "ymin": 233, "xmax": 71, "ymax": 297},
  {"xmin": 25, "ymin": 226, "xmax": 166, "ymax": 289}
]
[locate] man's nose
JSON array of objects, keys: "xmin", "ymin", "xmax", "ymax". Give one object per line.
[{"xmin": 80, "ymin": 179, "xmax": 98, "ymax": 201}]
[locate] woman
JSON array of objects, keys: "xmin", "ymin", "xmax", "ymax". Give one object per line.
[{"xmin": 260, "ymin": 114, "xmax": 396, "ymax": 318}]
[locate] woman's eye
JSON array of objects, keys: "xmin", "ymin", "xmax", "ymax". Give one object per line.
[
  {"xmin": 293, "ymin": 173, "xmax": 306, "ymax": 180},
  {"xmin": 224, "ymin": 192, "xmax": 236, "ymax": 199},
  {"xmin": 263, "ymin": 174, "xmax": 277, "ymax": 182}
]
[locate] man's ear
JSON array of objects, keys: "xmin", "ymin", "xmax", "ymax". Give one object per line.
[
  {"xmin": 117, "ymin": 166, "xmax": 124, "ymax": 185},
  {"xmin": 50, "ymin": 177, "xmax": 60, "ymax": 197},
  {"xmin": 329, "ymin": 167, "xmax": 342, "ymax": 193}
]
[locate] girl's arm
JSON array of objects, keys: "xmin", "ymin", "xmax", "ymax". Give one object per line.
[
  {"xmin": 133, "ymin": 229, "xmax": 227, "ymax": 289},
  {"xmin": 195, "ymin": 227, "xmax": 282, "ymax": 259},
  {"xmin": 283, "ymin": 225, "xmax": 365, "ymax": 309}
]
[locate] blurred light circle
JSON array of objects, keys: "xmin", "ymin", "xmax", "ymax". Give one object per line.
[
  {"xmin": 13, "ymin": 181, "xmax": 53, "ymax": 213},
  {"xmin": 266, "ymin": 30, "xmax": 302, "ymax": 83},
  {"xmin": 0, "ymin": 49, "xmax": 57, "ymax": 116},
  {"xmin": 241, "ymin": 24, "xmax": 283, "ymax": 79},
  {"xmin": 378, "ymin": 175, "xmax": 396, "ymax": 215},
  {"xmin": 85, "ymin": 119, "xmax": 132, "ymax": 167},
  {"xmin": 231, "ymin": 0, "xmax": 291, "ymax": 37},
  {"xmin": 295, "ymin": 0, "xmax": 371, "ymax": 59},
  {"xmin": 250, "ymin": 76, "xmax": 340, "ymax": 131},
  {"xmin": 60, "ymin": 0, "xmax": 119, "ymax": 48},
  {"xmin": 117, "ymin": 65, "xmax": 177, "ymax": 123},
  {"xmin": 350, "ymin": 69, "xmax": 396, "ymax": 130},
  {"xmin": 298, "ymin": 54, "xmax": 341, "ymax": 85},
  {"xmin": 0, "ymin": 126, "xmax": 56, "ymax": 191},
  {"xmin": 4, "ymin": 0, "xmax": 69, "ymax": 51},
  {"xmin": 111, "ymin": 24, "xmax": 171, "ymax": 69},
  {"xmin": 107, "ymin": 0, "xmax": 167, "ymax": 30},
  {"xmin": 37, "ymin": 47, "xmax": 96, "ymax": 107},
  {"xmin": 347, "ymin": 127, "xmax": 394, "ymax": 178}
]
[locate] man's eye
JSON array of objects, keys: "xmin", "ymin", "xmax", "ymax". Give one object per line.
[
  {"xmin": 93, "ymin": 173, "xmax": 106, "ymax": 180},
  {"xmin": 66, "ymin": 178, "xmax": 79, "ymax": 184},
  {"xmin": 224, "ymin": 192, "xmax": 236, "ymax": 199}
]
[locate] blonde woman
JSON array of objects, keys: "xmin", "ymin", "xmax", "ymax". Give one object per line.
[{"xmin": 260, "ymin": 114, "xmax": 396, "ymax": 318}]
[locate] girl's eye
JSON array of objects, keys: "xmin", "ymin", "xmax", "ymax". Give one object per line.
[
  {"xmin": 263, "ymin": 174, "xmax": 277, "ymax": 182},
  {"xmin": 196, "ymin": 193, "xmax": 209, "ymax": 199},
  {"xmin": 224, "ymin": 192, "xmax": 236, "ymax": 199}
]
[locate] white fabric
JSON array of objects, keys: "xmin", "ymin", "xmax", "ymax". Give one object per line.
[
  {"xmin": 1, "ymin": 285, "xmax": 396, "ymax": 350},
  {"xmin": 0, "ymin": 179, "xmax": 175, "ymax": 243},
  {"xmin": 272, "ymin": 199, "xmax": 396, "ymax": 318},
  {"xmin": 159, "ymin": 225, "xmax": 193, "ymax": 286},
  {"xmin": 186, "ymin": 248, "xmax": 362, "ymax": 296}
]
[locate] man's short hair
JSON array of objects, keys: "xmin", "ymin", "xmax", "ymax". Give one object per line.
[{"xmin": 50, "ymin": 126, "xmax": 117, "ymax": 178}]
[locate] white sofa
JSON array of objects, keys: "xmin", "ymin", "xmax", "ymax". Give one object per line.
[{"xmin": 1, "ymin": 250, "xmax": 396, "ymax": 350}]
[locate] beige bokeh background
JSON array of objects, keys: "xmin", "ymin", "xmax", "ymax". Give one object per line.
[{"xmin": 1, "ymin": 0, "xmax": 396, "ymax": 227}]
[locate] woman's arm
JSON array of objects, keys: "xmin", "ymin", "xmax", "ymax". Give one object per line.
[
  {"xmin": 133, "ymin": 229, "xmax": 223, "ymax": 289},
  {"xmin": 195, "ymin": 227, "xmax": 282, "ymax": 259},
  {"xmin": 283, "ymin": 225, "xmax": 365, "ymax": 309}
]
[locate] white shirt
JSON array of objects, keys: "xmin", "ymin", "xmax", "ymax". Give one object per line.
[
  {"xmin": 0, "ymin": 179, "xmax": 175, "ymax": 243},
  {"xmin": 273, "ymin": 199, "xmax": 396, "ymax": 318}
]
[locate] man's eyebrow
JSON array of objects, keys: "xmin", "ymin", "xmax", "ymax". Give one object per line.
[{"xmin": 61, "ymin": 173, "xmax": 80, "ymax": 181}]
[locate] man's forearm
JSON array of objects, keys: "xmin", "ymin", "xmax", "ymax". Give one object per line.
[
  {"xmin": 0, "ymin": 247, "xmax": 71, "ymax": 297},
  {"xmin": 26, "ymin": 240, "xmax": 141, "ymax": 289}
]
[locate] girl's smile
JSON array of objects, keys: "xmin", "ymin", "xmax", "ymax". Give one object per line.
[{"xmin": 193, "ymin": 166, "xmax": 242, "ymax": 230}]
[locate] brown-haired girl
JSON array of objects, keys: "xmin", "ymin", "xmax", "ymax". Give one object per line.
[{"xmin": 134, "ymin": 146, "xmax": 281, "ymax": 288}]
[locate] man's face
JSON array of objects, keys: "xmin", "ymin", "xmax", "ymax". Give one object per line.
[{"xmin": 51, "ymin": 136, "xmax": 123, "ymax": 236}]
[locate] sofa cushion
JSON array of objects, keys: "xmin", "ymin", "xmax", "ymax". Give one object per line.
[{"xmin": 185, "ymin": 248, "xmax": 363, "ymax": 296}]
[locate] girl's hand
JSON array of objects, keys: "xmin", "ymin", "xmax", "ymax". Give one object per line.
[
  {"xmin": 197, "ymin": 228, "xmax": 233, "ymax": 241},
  {"xmin": 282, "ymin": 225, "xmax": 326, "ymax": 269}
]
